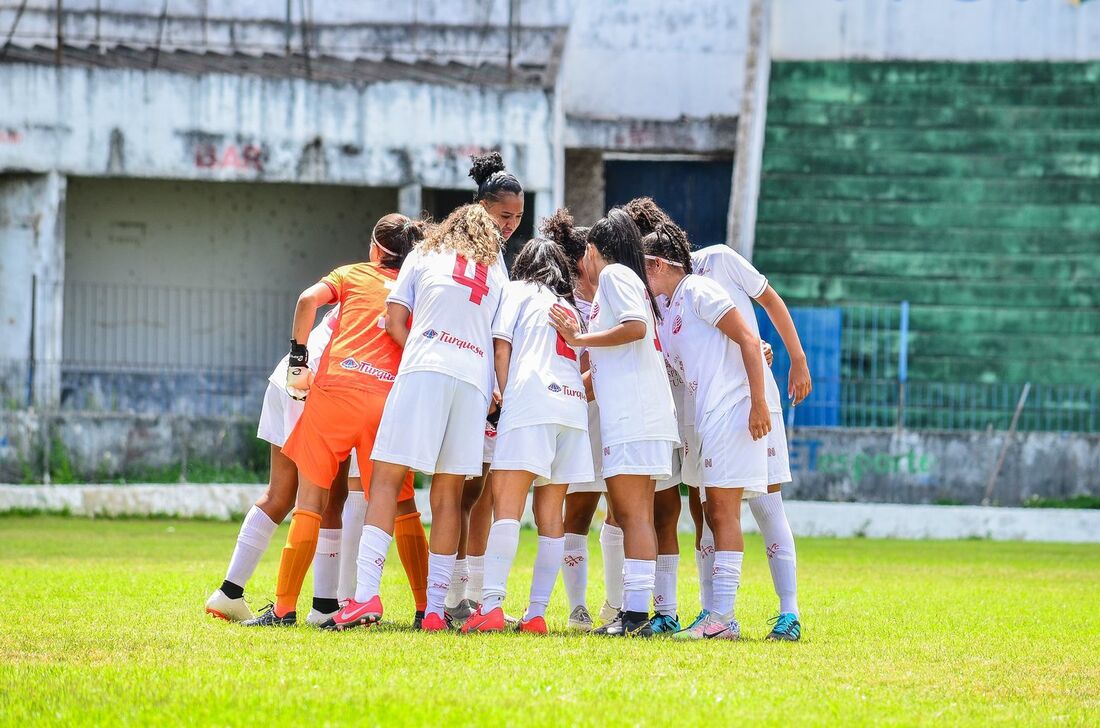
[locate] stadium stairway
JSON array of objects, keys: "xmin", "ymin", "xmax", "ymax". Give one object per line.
[{"xmin": 753, "ymin": 62, "xmax": 1100, "ymax": 426}]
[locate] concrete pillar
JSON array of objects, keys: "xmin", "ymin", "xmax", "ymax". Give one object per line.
[
  {"xmin": 398, "ymin": 182, "xmax": 423, "ymax": 218},
  {"xmin": 0, "ymin": 172, "xmax": 66, "ymax": 408},
  {"xmin": 727, "ymin": 0, "xmax": 772, "ymax": 260},
  {"xmin": 564, "ymin": 149, "xmax": 605, "ymax": 226}
]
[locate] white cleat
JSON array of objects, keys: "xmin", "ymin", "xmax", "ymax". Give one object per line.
[
  {"xmin": 568, "ymin": 605, "xmax": 594, "ymax": 632},
  {"xmin": 205, "ymin": 589, "xmax": 253, "ymax": 622},
  {"xmin": 306, "ymin": 608, "xmax": 340, "ymax": 627},
  {"xmin": 598, "ymin": 600, "xmax": 620, "ymax": 625}
]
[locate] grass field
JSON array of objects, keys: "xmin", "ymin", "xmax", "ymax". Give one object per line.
[{"xmin": 1, "ymin": 516, "xmax": 1098, "ymax": 726}]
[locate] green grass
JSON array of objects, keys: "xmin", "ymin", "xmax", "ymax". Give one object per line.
[{"xmin": 0, "ymin": 517, "xmax": 1098, "ymax": 726}]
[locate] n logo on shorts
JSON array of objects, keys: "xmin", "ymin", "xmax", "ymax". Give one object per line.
[{"xmin": 704, "ymin": 458, "xmax": 713, "ymax": 468}]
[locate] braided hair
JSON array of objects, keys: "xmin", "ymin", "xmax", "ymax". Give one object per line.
[
  {"xmin": 588, "ymin": 207, "xmax": 662, "ymax": 322},
  {"xmin": 372, "ymin": 213, "xmax": 430, "ymax": 270},
  {"xmin": 510, "ymin": 237, "xmax": 577, "ymax": 308},
  {"xmin": 469, "ymin": 151, "xmax": 523, "ymax": 202},
  {"xmin": 641, "ymin": 221, "xmax": 694, "ymax": 274}
]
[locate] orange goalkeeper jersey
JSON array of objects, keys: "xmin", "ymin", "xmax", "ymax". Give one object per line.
[{"xmin": 313, "ymin": 262, "xmax": 405, "ymax": 393}]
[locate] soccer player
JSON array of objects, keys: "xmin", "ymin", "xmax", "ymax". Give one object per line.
[
  {"xmin": 326, "ymin": 203, "xmax": 508, "ymax": 632},
  {"xmin": 241, "ymin": 214, "xmax": 429, "ymax": 627},
  {"xmin": 642, "ymin": 224, "xmax": 772, "ymax": 640},
  {"xmin": 204, "ymin": 306, "xmax": 349, "ymax": 626},
  {"xmin": 542, "ymin": 208, "xmax": 624, "ymax": 632},
  {"xmin": 549, "ymin": 208, "xmax": 679, "ymax": 638},
  {"xmin": 446, "ymin": 151, "xmax": 525, "ymax": 624},
  {"xmin": 462, "ymin": 237, "xmax": 594, "ymax": 634}
]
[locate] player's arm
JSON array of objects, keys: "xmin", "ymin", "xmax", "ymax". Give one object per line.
[
  {"xmin": 755, "ymin": 285, "xmax": 812, "ymax": 405},
  {"xmin": 493, "ymin": 338, "xmax": 512, "ymax": 396},
  {"xmin": 579, "ymin": 351, "xmax": 595, "ymax": 401},
  {"xmin": 716, "ymin": 308, "xmax": 772, "ymax": 442},
  {"xmin": 549, "ymin": 304, "xmax": 645, "ymax": 347},
  {"xmin": 287, "ymin": 281, "xmax": 337, "ymax": 400},
  {"xmin": 385, "ymin": 302, "xmax": 411, "ymax": 348}
]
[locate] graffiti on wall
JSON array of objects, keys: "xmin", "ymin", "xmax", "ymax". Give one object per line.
[
  {"xmin": 789, "ymin": 438, "xmax": 935, "ymax": 484},
  {"xmin": 0, "ymin": 129, "xmax": 23, "ymax": 144},
  {"xmin": 194, "ymin": 142, "xmax": 268, "ymax": 172}
]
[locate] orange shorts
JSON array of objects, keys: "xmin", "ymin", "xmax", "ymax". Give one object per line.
[{"xmin": 282, "ymin": 385, "xmax": 415, "ymax": 502}]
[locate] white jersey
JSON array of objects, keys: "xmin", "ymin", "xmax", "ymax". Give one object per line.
[
  {"xmin": 588, "ymin": 263, "xmax": 679, "ymax": 447},
  {"xmin": 388, "ymin": 247, "xmax": 509, "ymax": 398},
  {"xmin": 492, "ymin": 281, "xmax": 588, "ymax": 433},
  {"xmin": 692, "ymin": 245, "xmax": 783, "ymax": 413},
  {"xmin": 660, "ymin": 274, "xmax": 765, "ymax": 431},
  {"xmin": 268, "ymin": 305, "xmax": 340, "ymax": 387}
]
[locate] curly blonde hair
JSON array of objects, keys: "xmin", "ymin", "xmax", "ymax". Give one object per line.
[{"xmin": 419, "ymin": 203, "xmax": 502, "ymax": 265}]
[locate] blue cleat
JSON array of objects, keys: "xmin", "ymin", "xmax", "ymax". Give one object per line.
[
  {"xmin": 679, "ymin": 609, "xmax": 710, "ymax": 634},
  {"xmin": 649, "ymin": 613, "xmax": 681, "ymax": 634},
  {"xmin": 766, "ymin": 612, "xmax": 801, "ymax": 641}
]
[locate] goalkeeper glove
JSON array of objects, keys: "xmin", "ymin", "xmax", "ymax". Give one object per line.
[{"xmin": 286, "ymin": 340, "xmax": 313, "ymax": 401}]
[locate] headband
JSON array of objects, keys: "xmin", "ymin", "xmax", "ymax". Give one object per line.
[
  {"xmin": 372, "ymin": 235, "xmax": 399, "ymax": 258},
  {"xmin": 645, "ymin": 254, "xmax": 684, "ymax": 268}
]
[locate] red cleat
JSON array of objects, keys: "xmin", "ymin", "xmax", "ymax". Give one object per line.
[
  {"xmin": 419, "ymin": 611, "xmax": 450, "ymax": 632},
  {"xmin": 518, "ymin": 615, "xmax": 548, "ymax": 634},
  {"xmin": 461, "ymin": 606, "xmax": 505, "ymax": 634},
  {"xmin": 321, "ymin": 595, "xmax": 383, "ymax": 631}
]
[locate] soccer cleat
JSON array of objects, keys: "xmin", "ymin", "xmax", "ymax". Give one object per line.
[
  {"xmin": 412, "ymin": 610, "xmax": 426, "ymax": 630},
  {"xmin": 592, "ymin": 611, "xmax": 624, "ymax": 636},
  {"xmin": 649, "ymin": 613, "xmax": 681, "ymax": 634},
  {"xmin": 445, "ymin": 598, "xmax": 476, "ymax": 625},
  {"xmin": 766, "ymin": 612, "xmax": 802, "ymax": 642},
  {"xmin": 306, "ymin": 607, "xmax": 340, "ymax": 627},
  {"xmin": 680, "ymin": 609, "xmax": 710, "ymax": 634},
  {"xmin": 418, "ymin": 611, "xmax": 450, "ymax": 632},
  {"xmin": 704, "ymin": 617, "xmax": 741, "ymax": 641},
  {"xmin": 598, "ymin": 600, "xmax": 619, "ymax": 625},
  {"xmin": 674, "ymin": 613, "xmax": 728, "ymax": 641},
  {"xmin": 504, "ymin": 611, "xmax": 520, "ymax": 628},
  {"xmin": 241, "ymin": 604, "xmax": 296, "ymax": 627},
  {"xmin": 518, "ymin": 615, "xmax": 548, "ymax": 634},
  {"xmin": 567, "ymin": 605, "xmax": 594, "ymax": 632},
  {"xmin": 623, "ymin": 616, "xmax": 655, "ymax": 638},
  {"xmin": 462, "ymin": 606, "xmax": 506, "ymax": 634},
  {"xmin": 321, "ymin": 595, "xmax": 383, "ymax": 631},
  {"xmin": 205, "ymin": 588, "xmax": 253, "ymax": 622}
]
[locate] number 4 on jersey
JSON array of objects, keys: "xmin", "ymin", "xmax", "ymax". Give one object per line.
[{"xmin": 452, "ymin": 255, "xmax": 490, "ymax": 304}]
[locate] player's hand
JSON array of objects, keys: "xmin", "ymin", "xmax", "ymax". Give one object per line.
[
  {"xmin": 763, "ymin": 341, "xmax": 774, "ymax": 367},
  {"xmin": 549, "ymin": 304, "xmax": 581, "ymax": 345},
  {"xmin": 789, "ymin": 357, "xmax": 812, "ymax": 406},
  {"xmin": 286, "ymin": 339, "xmax": 312, "ymax": 401},
  {"xmin": 749, "ymin": 399, "xmax": 772, "ymax": 441}
]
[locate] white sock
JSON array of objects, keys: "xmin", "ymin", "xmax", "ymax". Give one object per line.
[
  {"xmin": 426, "ymin": 551, "xmax": 458, "ymax": 618},
  {"xmin": 699, "ymin": 522, "xmax": 716, "ymax": 612},
  {"xmin": 526, "ymin": 535, "xmax": 564, "ymax": 620},
  {"xmin": 445, "ymin": 558, "xmax": 468, "ymax": 609},
  {"xmin": 622, "ymin": 558, "xmax": 656, "ymax": 614},
  {"xmin": 561, "ymin": 532, "xmax": 589, "ymax": 610},
  {"xmin": 354, "ymin": 525, "xmax": 391, "ymax": 603},
  {"xmin": 750, "ymin": 491, "xmax": 799, "ymax": 616},
  {"xmin": 711, "ymin": 550, "xmax": 744, "ymax": 622},
  {"xmin": 467, "ymin": 554, "xmax": 486, "ymax": 605},
  {"xmin": 224, "ymin": 505, "xmax": 278, "ymax": 589},
  {"xmin": 654, "ymin": 554, "xmax": 679, "ymax": 616},
  {"xmin": 480, "ymin": 519, "xmax": 521, "ymax": 612},
  {"xmin": 311, "ymin": 528, "xmax": 341, "ymax": 604},
  {"xmin": 599, "ymin": 522, "xmax": 625, "ymax": 610},
  {"xmin": 337, "ymin": 495, "xmax": 367, "ymax": 602}
]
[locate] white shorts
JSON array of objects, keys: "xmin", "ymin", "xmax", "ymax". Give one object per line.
[
  {"xmin": 767, "ymin": 412, "xmax": 792, "ymax": 485},
  {"xmin": 371, "ymin": 371, "xmax": 488, "ymax": 476},
  {"xmin": 654, "ymin": 441, "xmax": 682, "ymax": 492},
  {"xmin": 602, "ymin": 439, "xmax": 676, "ymax": 480},
  {"xmin": 256, "ymin": 381, "xmax": 305, "ymax": 449},
  {"xmin": 492, "ymin": 423, "xmax": 595, "ymax": 486},
  {"xmin": 568, "ymin": 402, "xmax": 606, "ymax": 494},
  {"xmin": 483, "ymin": 422, "xmax": 497, "ymax": 465},
  {"xmin": 681, "ymin": 427, "xmax": 702, "ymax": 488},
  {"xmin": 697, "ymin": 397, "xmax": 768, "ymax": 493},
  {"xmin": 348, "ymin": 448, "xmax": 361, "ymax": 478}
]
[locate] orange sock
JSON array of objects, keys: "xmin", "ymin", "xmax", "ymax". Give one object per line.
[
  {"xmin": 394, "ymin": 511, "xmax": 429, "ymax": 611},
  {"xmin": 274, "ymin": 509, "xmax": 322, "ymax": 617}
]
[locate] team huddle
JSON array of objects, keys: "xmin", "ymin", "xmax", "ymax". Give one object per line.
[{"xmin": 204, "ymin": 153, "xmax": 812, "ymax": 640}]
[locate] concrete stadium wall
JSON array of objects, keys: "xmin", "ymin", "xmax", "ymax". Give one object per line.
[{"xmin": 773, "ymin": 0, "xmax": 1100, "ymax": 61}]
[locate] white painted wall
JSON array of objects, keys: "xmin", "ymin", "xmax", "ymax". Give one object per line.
[
  {"xmin": 773, "ymin": 0, "xmax": 1100, "ymax": 61},
  {"xmin": 559, "ymin": 0, "xmax": 749, "ymax": 121}
]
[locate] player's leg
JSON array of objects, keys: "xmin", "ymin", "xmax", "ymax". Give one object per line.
[
  {"xmin": 306, "ymin": 457, "xmax": 349, "ymax": 626},
  {"xmin": 519, "ymin": 483, "xmax": 568, "ymax": 634},
  {"xmin": 692, "ymin": 486, "xmax": 744, "ymax": 641},
  {"xmin": 601, "ymin": 468, "xmax": 658, "ymax": 638},
  {"xmin": 466, "ymin": 473, "xmax": 494, "ymax": 608},
  {"xmin": 597, "ymin": 501, "xmax": 625, "ymax": 626},
  {"xmin": 393, "ymin": 488, "xmax": 429, "ymax": 626},
  {"xmin": 446, "ymin": 471, "xmax": 485, "ymax": 621},
  {"xmin": 562, "ymin": 490, "xmax": 600, "ymax": 631},
  {"xmin": 683, "ymin": 485, "xmax": 715, "ymax": 631},
  {"xmin": 463, "ymin": 469, "xmax": 532, "ymax": 633},
  {"xmin": 336, "ymin": 454, "xmax": 366, "ymax": 603},
  {"xmin": 651, "ymin": 483, "xmax": 682, "ymax": 634}
]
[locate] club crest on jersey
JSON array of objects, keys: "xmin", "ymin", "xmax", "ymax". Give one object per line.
[
  {"xmin": 672, "ymin": 315, "xmax": 683, "ymax": 335},
  {"xmin": 422, "ymin": 329, "xmax": 438, "ymax": 339},
  {"xmin": 590, "ymin": 302, "xmax": 600, "ymax": 320}
]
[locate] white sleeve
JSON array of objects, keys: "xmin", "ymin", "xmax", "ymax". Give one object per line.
[
  {"xmin": 386, "ymin": 249, "xmax": 420, "ymax": 311},
  {"xmin": 602, "ymin": 266, "xmax": 649, "ymax": 324},
  {"xmin": 725, "ymin": 249, "xmax": 768, "ymax": 299},
  {"xmin": 690, "ymin": 278, "xmax": 737, "ymax": 327},
  {"xmin": 492, "ymin": 282, "xmax": 524, "ymax": 342}
]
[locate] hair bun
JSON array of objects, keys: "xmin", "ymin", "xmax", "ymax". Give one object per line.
[
  {"xmin": 539, "ymin": 207, "xmax": 575, "ymax": 245},
  {"xmin": 469, "ymin": 151, "xmax": 507, "ymax": 187}
]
